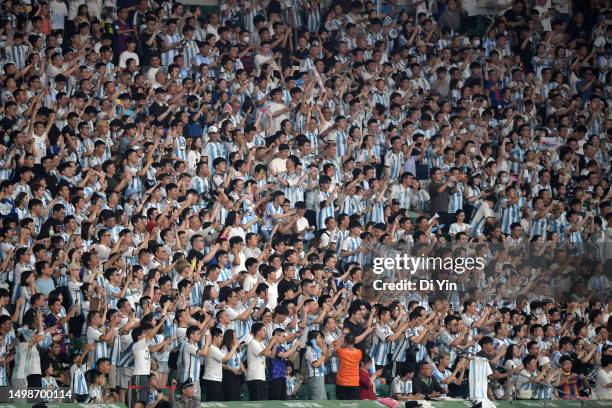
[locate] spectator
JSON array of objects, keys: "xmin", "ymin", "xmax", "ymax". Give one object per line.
[{"xmin": 335, "ymin": 333, "xmax": 362, "ymax": 400}]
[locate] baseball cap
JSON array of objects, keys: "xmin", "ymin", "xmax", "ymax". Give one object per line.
[
  {"xmin": 180, "ymin": 379, "xmax": 195, "ymax": 391},
  {"xmin": 538, "ymin": 356, "xmax": 551, "ymax": 367},
  {"xmin": 208, "ymin": 125, "xmax": 219, "ymax": 133}
]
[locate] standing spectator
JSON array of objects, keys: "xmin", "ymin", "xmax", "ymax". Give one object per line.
[
  {"xmin": 336, "ymin": 334, "xmax": 362, "ymax": 400},
  {"xmin": 306, "ymin": 330, "xmax": 333, "ymax": 400},
  {"xmin": 202, "ymin": 326, "xmax": 241, "ymax": 401},
  {"xmin": 246, "ymin": 322, "xmax": 276, "ymax": 400}
]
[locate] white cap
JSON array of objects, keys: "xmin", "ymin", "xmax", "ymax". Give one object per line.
[
  {"xmin": 538, "ymin": 356, "xmax": 551, "ymax": 367},
  {"xmin": 208, "ymin": 125, "xmax": 219, "ymax": 133}
]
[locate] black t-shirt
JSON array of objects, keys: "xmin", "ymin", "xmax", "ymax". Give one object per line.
[
  {"xmin": 0, "ymin": 116, "xmax": 17, "ymax": 131},
  {"xmin": 344, "ymin": 319, "xmax": 366, "ymax": 353},
  {"xmin": 39, "ymin": 217, "xmax": 65, "ymax": 239},
  {"xmin": 150, "ymin": 101, "xmax": 170, "ymax": 127},
  {"xmin": 570, "ymin": 352, "xmax": 590, "ymax": 376},
  {"xmin": 140, "ymin": 31, "xmax": 163, "ymax": 65},
  {"xmin": 429, "ymin": 181, "xmax": 451, "ymax": 213},
  {"xmin": 216, "ymin": 39, "xmax": 231, "ymax": 55},
  {"xmin": 61, "ymin": 124, "xmax": 77, "ymax": 137},
  {"xmin": 105, "ymin": 175, "xmax": 121, "ymax": 196},
  {"xmin": 504, "ymin": 9, "xmax": 526, "ymax": 25}
]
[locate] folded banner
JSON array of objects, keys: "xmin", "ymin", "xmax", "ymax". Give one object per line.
[{"xmin": 469, "ymin": 356, "xmax": 494, "ymax": 408}]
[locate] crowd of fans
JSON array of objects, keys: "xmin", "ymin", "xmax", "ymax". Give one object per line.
[{"xmin": 0, "ymin": 0, "xmax": 610, "ymax": 406}]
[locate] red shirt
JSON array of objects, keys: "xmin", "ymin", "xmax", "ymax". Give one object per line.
[{"xmin": 359, "ymin": 368, "xmax": 376, "ymax": 400}]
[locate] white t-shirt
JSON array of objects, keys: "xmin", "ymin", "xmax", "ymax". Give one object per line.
[
  {"xmin": 594, "ymin": 368, "xmax": 612, "ymax": 400},
  {"xmin": 243, "ymin": 273, "xmax": 258, "ymax": 292},
  {"xmin": 119, "ymin": 51, "xmax": 140, "ymax": 68},
  {"xmin": 50, "ymin": 0, "xmax": 68, "ymax": 30},
  {"xmin": 253, "ymin": 53, "xmax": 273, "ymax": 73},
  {"xmin": 132, "ymin": 338, "xmax": 151, "ymax": 376},
  {"xmin": 268, "ymin": 157, "xmax": 288, "ymax": 175},
  {"xmin": 32, "ymin": 133, "xmax": 47, "ymax": 164},
  {"xmin": 202, "ymin": 345, "xmax": 224, "ymax": 382},
  {"xmin": 246, "ymin": 339, "xmax": 266, "ymax": 381},
  {"xmin": 268, "ymin": 102, "xmax": 288, "ymax": 133},
  {"xmin": 266, "ymin": 280, "xmax": 279, "ymax": 310},
  {"xmin": 67, "ymin": 0, "xmax": 85, "ymax": 19}
]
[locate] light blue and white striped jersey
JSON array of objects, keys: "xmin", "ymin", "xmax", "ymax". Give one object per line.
[
  {"xmin": 549, "ymin": 213, "xmax": 567, "ymax": 241},
  {"xmin": 467, "ymin": 186, "xmax": 482, "ymax": 208},
  {"xmin": 469, "ymin": 357, "xmax": 492, "ymax": 400},
  {"xmin": 385, "ymin": 150, "xmax": 404, "ymax": 182},
  {"xmin": 323, "ymin": 331, "xmax": 340, "ymax": 374},
  {"xmin": 280, "ymin": 172, "xmax": 303, "ymax": 205},
  {"xmin": 333, "ymin": 130, "xmax": 348, "ymax": 159},
  {"xmin": 189, "ymin": 175, "xmax": 211, "ymax": 196},
  {"xmin": 175, "ymin": 136, "xmax": 187, "ymax": 161},
  {"xmin": 391, "ymin": 331, "xmax": 411, "ymax": 363},
  {"xmin": 567, "ymin": 223, "xmax": 583, "ymax": 243},
  {"xmin": 367, "ymin": 199, "xmax": 385, "ymax": 224},
  {"xmin": 510, "ymin": 146, "xmax": 524, "ymax": 175},
  {"xmin": 162, "ymin": 32, "xmax": 182, "ymax": 66},
  {"xmin": 340, "ymin": 195, "xmax": 361, "ymax": 216},
  {"xmin": 104, "ymin": 281, "xmax": 121, "ymax": 309},
  {"xmin": 306, "ymin": 4, "xmax": 321, "ymax": 34},
  {"xmin": 0, "ymin": 347, "xmax": 8, "ymax": 385},
  {"xmin": 588, "ymin": 275, "xmax": 609, "ymax": 293},
  {"xmin": 336, "ymin": 228, "xmax": 350, "ymax": 257},
  {"xmin": 372, "ymin": 91, "xmax": 388, "ymax": 108},
  {"xmin": 222, "ymin": 345, "xmax": 241, "ymax": 368},
  {"xmin": 317, "ymin": 191, "xmax": 335, "ymax": 229},
  {"xmin": 182, "ymin": 39, "xmax": 199, "ymax": 67},
  {"xmin": 118, "ymin": 340, "xmax": 135, "ymax": 368},
  {"xmin": 71, "ymin": 364, "xmax": 89, "ymax": 396},
  {"xmin": 151, "ymin": 333, "xmax": 171, "ymax": 364},
  {"xmin": 304, "ymin": 130, "xmax": 319, "ymax": 153},
  {"xmin": 286, "ymin": 375, "xmax": 298, "ymax": 396},
  {"xmin": 7, "ymin": 44, "xmax": 29, "ymax": 69},
  {"xmin": 471, "ymin": 203, "xmax": 494, "ymax": 238},
  {"xmin": 86, "ymin": 325, "xmax": 110, "ymax": 363},
  {"xmin": 407, "ymin": 325, "xmax": 427, "ymax": 362},
  {"xmin": 530, "ymin": 214, "xmax": 548, "ymax": 238},
  {"xmin": 179, "ymin": 341, "xmax": 201, "ymax": 383},
  {"xmin": 370, "ymin": 323, "xmax": 394, "ymax": 366},
  {"xmin": 109, "ymin": 327, "xmax": 121, "ymax": 365},
  {"xmin": 230, "ymin": 302, "xmax": 253, "ymax": 341},
  {"xmin": 449, "ymin": 183, "xmax": 464, "ymax": 213},
  {"xmin": 189, "ymin": 281, "xmax": 202, "ymax": 307},
  {"xmin": 306, "ymin": 342, "xmax": 326, "ymax": 377},
  {"xmin": 205, "ymin": 142, "xmax": 227, "ymax": 173},
  {"xmin": 501, "ymin": 202, "xmax": 520, "ymax": 235},
  {"xmin": 392, "ymin": 185, "xmax": 414, "ymax": 210},
  {"xmin": 438, "ymin": 330, "xmax": 459, "ymax": 367},
  {"xmin": 263, "ymin": 202, "xmax": 284, "ymax": 231},
  {"xmin": 341, "ymin": 236, "xmax": 363, "ymax": 265}
]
